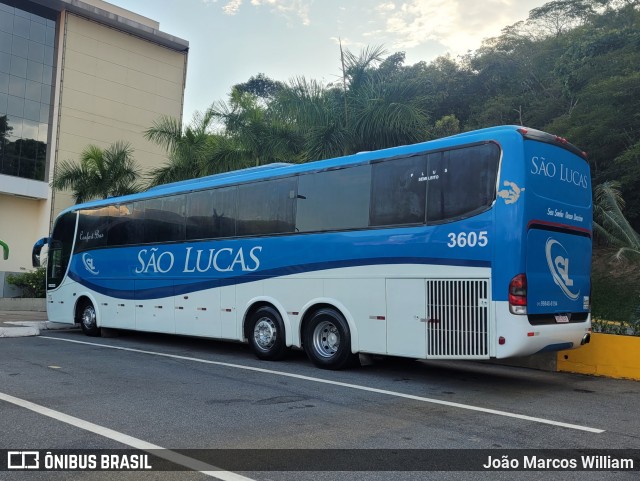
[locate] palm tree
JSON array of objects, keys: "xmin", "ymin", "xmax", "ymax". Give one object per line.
[
  {"xmin": 209, "ymin": 88, "xmax": 304, "ymax": 167},
  {"xmin": 145, "ymin": 109, "xmax": 221, "ymax": 185},
  {"xmin": 51, "ymin": 141, "xmax": 141, "ymax": 204},
  {"xmin": 594, "ymin": 181, "xmax": 640, "ymax": 260},
  {"xmin": 146, "ymin": 99, "xmax": 303, "ymax": 187},
  {"xmin": 272, "ymin": 45, "xmax": 429, "ymax": 160},
  {"xmin": 274, "ymin": 76, "xmax": 352, "ymax": 160},
  {"xmin": 146, "ymin": 45, "xmax": 429, "ymax": 184}
]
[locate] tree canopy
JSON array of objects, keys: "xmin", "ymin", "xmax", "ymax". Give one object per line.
[
  {"xmin": 146, "ymin": 0, "xmax": 640, "ymax": 227},
  {"xmin": 51, "ymin": 141, "xmax": 141, "ymax": 203}
]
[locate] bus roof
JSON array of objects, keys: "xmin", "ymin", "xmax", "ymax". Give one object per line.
[
  {"xmin": 145, "ymin": 162, "xmax": 294, "ymax": 194},
  {"xmin": 57, "ymin": 125, "xmax": 582, "ymax": 216}
]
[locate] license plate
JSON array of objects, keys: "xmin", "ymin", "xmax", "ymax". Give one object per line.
[{"xmin": 555, "ymin": 314, "xmax": 570, "ymax": 323}]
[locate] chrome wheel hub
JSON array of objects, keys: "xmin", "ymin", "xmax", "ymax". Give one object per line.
[
  {"xmin": 82, "ymin": 307, "xmax": 96, "ymax": 329},
  {"xmin": 313, "ymin": 320, "xmax": 340, "ymax": 358},
  {"xmin": 254, "ymin": 317, "xmax": 277, "ymax": 351}
]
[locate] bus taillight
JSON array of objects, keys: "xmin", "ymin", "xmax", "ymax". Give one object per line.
[{"xmin": 509, "ymin": 274, "xmax": 527, "ymax": 315}]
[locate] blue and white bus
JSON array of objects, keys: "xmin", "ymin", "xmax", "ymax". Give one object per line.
[{"xmin": 33, "ymin": 125, "xmax": 592, "ymax": 369}]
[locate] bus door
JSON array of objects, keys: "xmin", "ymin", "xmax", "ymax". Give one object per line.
[{"xmin": 386, "ymin": 278, "xmax": 427, "ymax": 358}]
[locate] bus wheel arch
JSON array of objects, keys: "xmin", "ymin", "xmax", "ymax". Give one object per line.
[
  {"xmin": 301, "ymin": 303, "xmax": 358, "ymax": 370},
  {"xmin": 76, "ymin": 296, "xmax": 100, "ymax": 337},
  {"xmin": 244, "ymin": 301, "xmax": 288, "ymax": 361}
]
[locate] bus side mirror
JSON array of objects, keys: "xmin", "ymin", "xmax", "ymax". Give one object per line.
[
  {"xmin": 0, "ymin": 240, "xmax": 8, "ymax": 261},
  {"xmin": 32, "ymin": 237, "xmax": 50, "ymax": 267}
]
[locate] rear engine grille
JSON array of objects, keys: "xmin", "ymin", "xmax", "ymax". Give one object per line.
[{"xmin": 426, "ymin": 279, "xmax": 490, "ymax": 359}]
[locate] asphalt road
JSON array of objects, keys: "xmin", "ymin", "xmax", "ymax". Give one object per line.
[{"xmin": 1, "ymin": 328, "xmax": 639, "ymax": 481}]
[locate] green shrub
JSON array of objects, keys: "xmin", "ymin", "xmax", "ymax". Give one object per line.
[
  {"xmin": 591, "ymin": 274, "xmax": 639, "ymax": 322},
  {"xmin": 591, "ymin": 248, "xmax": 640, "ymax": 336},
  {"xmin": 591, "ymin": 317, "xmax": 640, "ymax": 336},
  {"xmin": 6, "ymin": 267, "xmax": 46, "ymax": 298}
]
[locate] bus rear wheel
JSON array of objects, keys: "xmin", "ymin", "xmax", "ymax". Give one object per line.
[
  {"xmin": 303, "ymin": 308, "xmax": 356, "ymax": 370},
  {"xmin": 248, "ymin": 306, "xmax": 287, "ymax": 361},
  {"xmin": 79, "ymin": 300, "xmax": 100, "ymax": 337}
]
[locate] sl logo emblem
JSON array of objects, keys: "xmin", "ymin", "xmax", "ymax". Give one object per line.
[
  {"xmin": 82, "ymin": 253, "xmax": 99, "ymax": 275},
  {"xmin": 545, "ymin": 238, "xmax": 579, "ymax": 300}
]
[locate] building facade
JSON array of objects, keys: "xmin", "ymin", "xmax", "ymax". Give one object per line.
[{"xmin": 0, "ymin": 0, "xmax": 188, "ymax": 290}]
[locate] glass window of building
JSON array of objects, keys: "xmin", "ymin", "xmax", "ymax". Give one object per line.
[{"xmin": 0, "ymin": 2, "xmax": 56, "ymax": 181}]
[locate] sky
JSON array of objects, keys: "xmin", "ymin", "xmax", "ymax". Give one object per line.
[{"xmin": 108, "ymin": 0, "xmax": 549, "ymax": 122}]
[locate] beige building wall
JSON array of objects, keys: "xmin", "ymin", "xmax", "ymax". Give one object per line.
[
  {"xmin": 0, "ymin": 195, "xmax": 46, "ymax": 272},
  {"xmin": 78, "ymin": 0, "xmax": 160, "ymax": 29},
  {"xmin": 1, "ymin": 1, "xmax": 187, "ymax": 277},
  {"xmin": 52, "ymin": 11, "xmax": 187, "ymax": 219}
]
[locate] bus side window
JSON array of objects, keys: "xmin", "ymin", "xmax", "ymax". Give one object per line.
[
  {"xmin": 186, "ymin": 187, "xmax": 237, "ymax": 240},
  {"xmin": 370, "ymin": 155, "xmax": 427, "ymax": 227},
  {"xmin": 142, "ymin": 195, "xmax": 186, "ymax": 243},
  {"xmin": 296, "ymin": 165, "xmax": 371, "ymax": 232},
  {"xmin": 107, "ymin": 203, "xmax": 141, "ymax": 246},
  {"xmin": 426, "ymin": 151, "xmax": 446, "ymax": 223},
  {"xmin": 76, "ymin": 207, "xmax": 109, "ymax": 252},
  {"xmin": 427, "ymin": 144, "xmax": 500, "ymax": 223},
  {"xmin": 237, "ymin": 178, "xmax": 296, "ymax": 236},
  {"xmin": 161, "ymin": 194, "xmax": 186, "ymax": 242}
]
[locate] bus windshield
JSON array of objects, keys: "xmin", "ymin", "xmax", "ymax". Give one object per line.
[{"xmin": 46, "ymin": 212, "xmax": 76, "ymax": 290}]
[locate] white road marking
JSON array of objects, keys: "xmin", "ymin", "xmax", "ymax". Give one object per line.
[
  {"xmin": 0, "ymin": 391, "xmax": 255, "ymax": 481},
  {"xmin": 41, "ymin": 336, "xmax": 605, "ymax": 434}
]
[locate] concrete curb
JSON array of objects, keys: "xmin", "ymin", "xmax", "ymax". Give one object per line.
[
  {"xmin": 0, "ymin": 326, "xmax": 40, "ymax": 337},
  {"xmin": 0, "ymin": 321, "xmax": 75, "ymax": 338}
]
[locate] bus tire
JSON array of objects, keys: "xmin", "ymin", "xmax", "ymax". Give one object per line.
[
  {"xmin": 248, "ymin": 306, "xmax": 287, "ymax": 361},
  {"xmin": 303, "ymin": 308, "xmax": 356, "ymax": 370},
  {"xmin": 79, "ymin": 300, "xmax": 101, "ymax": 337}
]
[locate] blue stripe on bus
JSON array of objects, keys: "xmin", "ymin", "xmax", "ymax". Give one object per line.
[{"xmin": 67, "ymin": 256, "xmax": 491, "ymax": 300}]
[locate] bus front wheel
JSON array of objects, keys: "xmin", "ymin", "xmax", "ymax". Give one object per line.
[
  {"xmin": 248, "ymin": 306, "xmax": 287, "ymax": 361},
  {"xmin": 303, "ymin": 308, "xmax": 356, "ymax": 370},
  {"xmin": 79, "ymin": 301, "xmax": 100, "ymax": 337}
]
